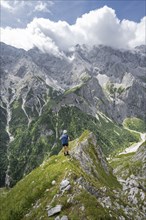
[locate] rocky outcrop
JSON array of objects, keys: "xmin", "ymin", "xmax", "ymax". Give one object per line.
[
  {"xmin": 118, "ymin": 174, "xmax": 146, "ymax": 218},
  {"xmin": 132, "ymin": 143, "xmax": 146, "ymax": 178},
  {"xmin": 60, "ymin": 179, "xmax": 71, "ymax": 192},
  {"xmin": 71, "ymin": 131, "xmax": 110, "ymax": 176},
  {"xmin": 111, "ymin": 139, "xmax": 146, "ymax": 219},
  {"xmin": 47, "ymin": 205, "xmax": 62, "ymax": 217}
]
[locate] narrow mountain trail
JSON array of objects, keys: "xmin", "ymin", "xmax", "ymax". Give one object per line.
[{"xmin": 119, "ymin": 131, "xmax": 146, "ymax": 155}]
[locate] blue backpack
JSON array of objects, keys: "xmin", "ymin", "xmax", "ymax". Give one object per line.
[{"xmin": 61, "ymin": 134, "xmax": 68, "ymax": 145}]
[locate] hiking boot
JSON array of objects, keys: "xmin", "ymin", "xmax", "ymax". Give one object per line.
[{"xmin": 66, "ymin": 152, "xmax": 70, "ymax": 156}]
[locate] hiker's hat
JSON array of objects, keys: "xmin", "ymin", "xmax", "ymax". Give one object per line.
[{"xmin": 63, "ymin": 130, "xmax": 67, "ymax": 134}]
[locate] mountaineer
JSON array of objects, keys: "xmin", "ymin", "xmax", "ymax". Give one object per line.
[{"xmin": 60, "ymin": 130, "xmax": 70, "ymax": 156}]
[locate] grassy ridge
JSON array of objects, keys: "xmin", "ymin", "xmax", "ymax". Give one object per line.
[
  {"xmin": 0, "ymin": 132, "xmax": 121, "ymax": 220},
  {"xmin": 7, "ymin": 105, "xmax": 140, "ymax": 187}
]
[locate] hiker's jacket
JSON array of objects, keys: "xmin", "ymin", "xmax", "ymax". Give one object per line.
[{"xmin": 60, "ymin": 134, "xmax": 68, "ymax": 145}]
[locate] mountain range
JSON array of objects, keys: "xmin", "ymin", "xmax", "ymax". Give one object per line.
[{"xmin": 0, "ymin": 42, "xmax": 146, "ymax": 219}]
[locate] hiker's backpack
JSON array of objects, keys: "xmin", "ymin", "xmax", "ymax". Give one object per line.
[{"xmin": 61, "ymin": 134, "xmax": 68, "ymax": 145}]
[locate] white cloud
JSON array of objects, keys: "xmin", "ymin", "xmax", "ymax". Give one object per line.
[
  {"xmin": 0, "ymin": 25, "xmax": 61, "ymax": 56},
  {"xmin": 123, "ymin": 17, "xmax": 146, "ymax": 48},
  {"xmin": 0, "ymin": 0, "xmax": 54, "ymax": 27},
  {"xmin": 0, "ymin": 0, "xmax": 14, "ymax": 12},
  {"xmin": 34, "ymin": 1, "xmax": 53, "ymax": 13},
  {"xmin": 0, "ymin": 6, "xmax": 145, "ymax": 55},
  {"xmin": 0, "ymin": 0, "xmax": 30, "ymax": 12},
  {"xmin": 0, "ymin": 27, "xmax": 33, "ymax": 49},
  {"xmin": 0, "ymin": 0, "xmax": 53, "ymax": 12},
  {"xmin": 0, "ymin": 0, "xmax": 33, "ymax": 11}
]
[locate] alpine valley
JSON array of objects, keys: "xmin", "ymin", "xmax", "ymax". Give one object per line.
[{"xmin": 0, "ymin": 42, "xmax": 146, "ymax": 220}]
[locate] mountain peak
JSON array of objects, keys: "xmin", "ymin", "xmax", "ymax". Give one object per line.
[{"xmin": 134, "ymin": 45, "xmax": 146, "ymax": 53}]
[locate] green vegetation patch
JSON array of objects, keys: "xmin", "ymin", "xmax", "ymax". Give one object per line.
[
  {"xmin": 110, "ymin": 152, "xmax": 143, "ymax": 180},
  {"xmin": 64, "ymin": 84, "xmax": 84, "ymax": 95},
  {"xmin": 123, "ymin": 117, "xmax": 146, "ymax": 132},
  {"xmin": 0, "ymin": 131, "xmax": 121, "ymax": 220},
  {"xmin": 105, "ymin": 83, "xmax": 125, "ymax": 97},
  {"xmin": 0, "ymin": 154, "xmax": 71, "ymax": 220},
  {"xmin": 87, "ymin": 139, "xmax": 120, "ymax": 188},
  {"xmin": 0, "ymin": 106, "xmax": 9, "ymax": 186},
  {"xmin": 10, "ymin": 99, "xmax": 28, "ymax": 136}
]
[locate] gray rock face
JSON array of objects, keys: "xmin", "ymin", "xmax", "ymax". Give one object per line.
[
  {"xmin": 61, "ymin": 216, "xmax": 68, "ymax": 220},
  {"xmin": 54, "ymin": 217, "xmax": 60, "ymax": 220},
  {"xmin": 114, "ymin": 142, "xmax": 146, "ymax": 219},
  {"xmin": 47, "ymin": 205, "xmax": 62, "ymax": 217},
  {"xmin": 71, "ymin": 132, "xmax": 110, "ymax": 176},
  {"xmin": 132, "ymin": 144, "xmax": 146, "ymax": 179},
  {"xmin": 60, "ymin": 179, "xmax": 71, "ymax": 192},
  {"xmin": 1, "ymin": 42, "xmax": 146, "ymax": 124},
  {"xmin": 120, "ymin": 174, "xmax": 146, "ymax": 215}
]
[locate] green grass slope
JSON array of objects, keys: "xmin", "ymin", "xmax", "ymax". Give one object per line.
[
  {"xmin": 0, "ymin": 131, "xmax": 124, "ymax": 220},
  {"xmin": 0, "ymin": 106, "xmax": 9, "ymax": 186},
  {"xmin": 6, "ymin": 105, "xmax": 140, "ymax": 187},
  {"xmin": 110, "ymin": 140, "xmax": 146, "ymax": 181},
  {"xmin": 123, "ymin": 117, "xmax": 146, "ymax": 133}
]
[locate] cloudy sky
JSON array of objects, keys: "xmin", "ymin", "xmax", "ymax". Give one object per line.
[{"xmin": 0, "ymin": 0, "xmax": 146, "ymax": 55}]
